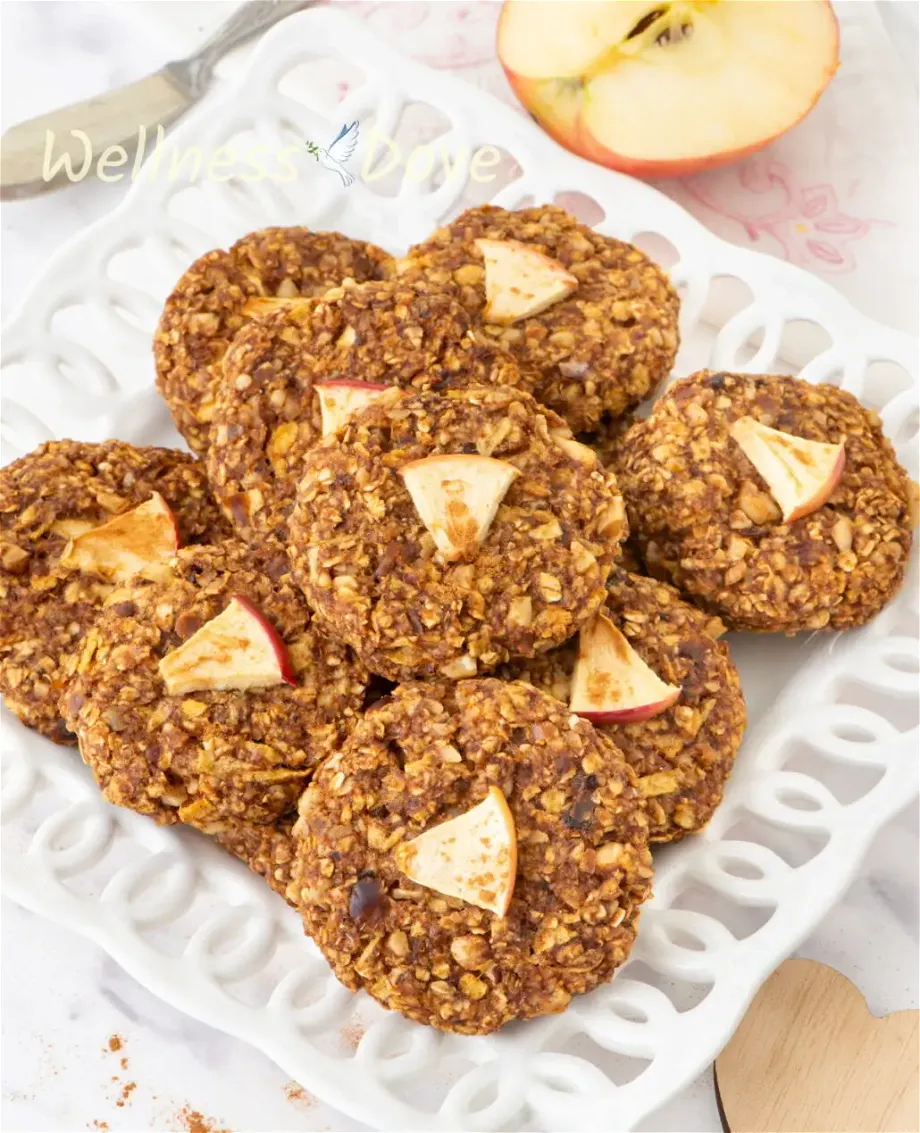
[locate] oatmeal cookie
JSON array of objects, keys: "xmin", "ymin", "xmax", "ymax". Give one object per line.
[
  {"xmin": 616, "ymin": 371, "xmax": 913, "ymax": 632},
  {"xmin": 0, "ymin": 440, "xmax": 228, "ymax": 742},
  {"xmin": 214, "ymin": 815, "xmax": 296, "ymax": 901},
  {"xmin": 397, "ymin": 204, "xmax": 679, "ymax": 433},
  {"xmin": 503, "ymin": 570, "xmax": 746, "ymax": 841},
  {"xmin": 289, "ymin": 386, "xmax": 627, "ymax": 680},
  {"xmin": 154, "ymin": 227, "xmax": 393, "ymax": 454},
  {"xmin": 63, "ymin": 540, "xmax": 369, "ymax": 829},
  {"xmin": 208, "ymin": 277, "xmax": 524, "ymax": 540},
  {"xmin": 289, "ymin": 678, "xmax": 653, "ymax": 1034}
]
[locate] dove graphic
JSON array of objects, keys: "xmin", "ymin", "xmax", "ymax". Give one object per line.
[{"xmin": 308, "ymin": 121, "xmax": 359, "ymax": 187}]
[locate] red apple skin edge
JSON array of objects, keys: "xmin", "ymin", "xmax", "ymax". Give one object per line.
[
  {"xmin": 575, "ymin": 685, "xmax": 682, "ymax": 726},
  {"xmin": 497, "ymin": 2, "xmax": 840, "ymax": 180},
  {"xmin": 230, "ymin": 594, "xmax": 298, "ymax": 687},
  {"xmin": 785, "ymin": 446, "xmax": 846, "ymax": 523}
]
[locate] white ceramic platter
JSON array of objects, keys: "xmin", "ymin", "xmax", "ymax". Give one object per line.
[{"xmin": 2, "ymin": 10, "xmax": 918, "ymax": 1132}]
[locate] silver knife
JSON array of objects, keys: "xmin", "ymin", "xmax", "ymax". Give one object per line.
[{"xmin": 0, "ymin": 1, "xmax": 314, "ymax": 201}]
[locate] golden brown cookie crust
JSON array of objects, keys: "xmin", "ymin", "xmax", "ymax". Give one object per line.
[
  {"xmin": 214, "ymin": 815, "xmax": 296, "ymax": 902},
  {"xmin": 397, "ymin": 204, "xmax": 679, "ymax": 433},
  {"xmin": 289, "ymin": 386, "xmax": 627, "ymax": 681},
  {"xmin": 63, "ymin": 541, "xmax": 369, "ymax": 829},
  {"xmin": 154, "ymin": 227, "xmax": 393, "ymax": 454},
  {"xmin": 616, "ymin": 371, "xmax": 913, "ymax": 632},
  {"xmin": 289, "ymin": 678, "xmax": 653, "ymax": 1034},
  {"xmin": 0, "ymin": 440, "xmax": 228, "ymax": 743},
  {"xmin": 208, "ymin": 278, "xmax": 524, "ymax": 541},
  {"xmin": 504, "ymin": 569, "xmax": 746, "ymax": 841}
]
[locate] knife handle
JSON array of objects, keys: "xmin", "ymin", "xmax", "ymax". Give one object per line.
[
  {"xmin": 174, "ymin": 0, "xmax": 316, "ymax": 94},
  {"xmin": 0, "ymin": 0, "xmax": 315, "ymax": 201},
  {"xmin": 0, "ymin": 73, "xmax": 192, "ymax": 201}
]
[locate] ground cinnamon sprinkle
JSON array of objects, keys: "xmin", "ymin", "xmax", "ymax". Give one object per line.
[
  {"xmin": 115, "ymin": 1082, "xmax": 137, "ymax": 1108},
  {"xmin": 106, "ymin": 1035, "xmax": 123, "ymax": 1053},
  {"xmin": 339, "ymin": 1021, "xmax": 366, "ymax": 1050},
  {"xmin": 120, "ymin": 1057, "xmax": 128, "ymax": 1071},
  {"xmin": 173, "ymin": 1106, "xmax": 231, "ymax": 1133},
  {"xmin": 89, "ymin": 1123, "xmax": 109, "ymax": 1131},
  {"xmin": 283, "ymin": 1081, "xmax": 316, "ymax": 1109}
]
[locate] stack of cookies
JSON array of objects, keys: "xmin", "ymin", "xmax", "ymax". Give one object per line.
[{"xmin": 1, "ymin": 205, "xmax": 914, "ymax": 1034}]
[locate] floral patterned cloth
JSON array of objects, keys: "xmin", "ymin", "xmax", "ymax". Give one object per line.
[{"xmin": 344, "ymin": 0, "xmax": 918, "ymax": 335}]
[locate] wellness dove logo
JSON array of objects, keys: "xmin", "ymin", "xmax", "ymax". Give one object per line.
[{"xmin": 305, "ymin": 121, "xmax": 359, "ymax": 187}]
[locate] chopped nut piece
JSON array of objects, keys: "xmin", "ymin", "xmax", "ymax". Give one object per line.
[
  {"xmin": 637, "ymin": 771, "xmax": 680, "ymax": 797},
  {"xmin": 739, "ymin": 480, "xmax": 782, "ymax": 525},
  {"xmin": 831, "ymin": 515, "xmax": 853, "ymax": 552}
]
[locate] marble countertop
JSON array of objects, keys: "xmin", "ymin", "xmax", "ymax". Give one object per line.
[{"xmin": 1, "ymin": 3, "xmax": 917, "ymax": 1131}]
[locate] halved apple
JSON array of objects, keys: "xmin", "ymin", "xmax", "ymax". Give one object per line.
[
  {"xmin": 394, "ymin": 785, "xmax": 517, "ymax": 916},
  {"xmin": 475, "ymin": 238, "xmax": 578, "ymax": 325},
  {"xmin": 570, "ymin": 611, "xmax": 680, "ymax": 723},
  {"xmin": 400, "ymin": 454, "xmax": 518, "ymax": 560},
  {"xmin": 498, "ymin": 0, "xmax": 839, "ymax": 179},
  {"xmin": 58, "ymin": 492, "xmax": 179, "ymax": 581},
  {"xmin": 314, "ymin": 380, "xmax": 389, "ymax": 437},
  {"xmin": 158, "ymin": 595, "xmax": 296, "ymax": 696},
  {"xmin": 730, "ymin": 415, "xmax": 845, "ymax": 523}
]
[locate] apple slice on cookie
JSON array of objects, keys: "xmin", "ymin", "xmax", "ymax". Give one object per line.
[
  {"xmin": 570, "ymin": 612, "xmax": 680, "ymax": 724},
  {"xmin": 730, "ymin": 415, "xmax": 845, "ymax": 523},
  {"xmin": 315, "ymin": 380, "xmax": 389, "ymax": 437},
  {"xmin": 158, "ymin": 595, "xmax": 296, "ymax": 695},
  {"xmin": 394, "ymin": 785, "xmax": 518, "ymax": 916},
  {"xmin": 475, "ymin": 238, "xmax": 578, "ymax": 325},
  {"xmin": 400, "ymin": 454, "xmax": 518, "ymax": 560},
  {"xmin": 59, "ymin": 492, "xmax": 178, "ymax": 581}
]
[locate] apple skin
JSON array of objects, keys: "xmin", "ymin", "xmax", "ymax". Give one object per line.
[
  {"xmin": 497, "ymin": 1, "xmax": 840, "ymax": 180},
  {"xmin": 229, "ymin": 595, "xmax": 298, "ymax": 688},
  {"xmin": 576, "ymin": 685, "xmax": 682, "ymax": 726},
  {"xmin": 785, "ymin": 446, "xmax": 846, "ymax": 523}
]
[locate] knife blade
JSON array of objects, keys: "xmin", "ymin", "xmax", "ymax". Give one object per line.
[{"xmin": 0, "ymin": 0, "xmax": 314, "ymax": 201}]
